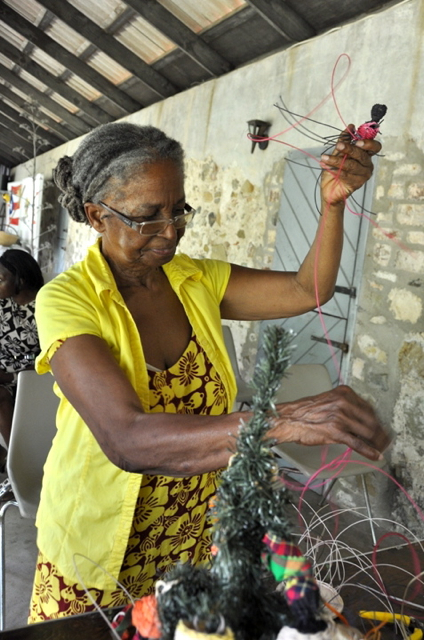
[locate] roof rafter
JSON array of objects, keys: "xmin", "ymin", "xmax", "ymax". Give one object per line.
[
  {"xmin": 245, "ymin": 0, "xmax": 315, "ymax": 41},
  {"xmin": 0, "ymin": 84, "xmax": 72, "ymax": 142},
  {"xmin": 0, "ymin": 37, "xmax": 113, "ymax": 126},
  {"xmin": 0, "ymin": 122, "xmax": 35, "ymax": 157},
  {"xmin": 0, "ymin": 99, "xmax": 62, "ymax": 147},
  {"xmin": 36, "ymin": 0, "xmax": 179, "ymax": 99},
  {"xmin": 0, "ymin": 112, "xmax": 51, "ymax": 154},
  {"xmin": 123, "ymin": 0, "xmax": 233, "ymax": 77},
  {"xmin": 0, "ymin": 131, "xmax": 29, "ymax": 159},
  {"xmin": 0, "ymin": 148, "xmax": 24, "ymax": 167},
  {"xmin": 0, "ymin": 63, "xmax": 90, "ymax": 137},
  {"xmin": 0, "ymin": 3, "xmax": 142, "ymax": 113}
]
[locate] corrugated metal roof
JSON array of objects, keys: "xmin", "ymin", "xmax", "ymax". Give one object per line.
[
  {"xmin": 3, "ymin": 0, "xmax": 45, "ymax": 25},
  {"xmin": 115, "ymin": 16, "xmax": 176, "ymax": 63},
  {"xmin": 45, "ymin": 17, "xmax": 93, "ymax": 57},
  {"xmin": 0, "ymin": 0, "xmax": 406, "ymax": 167},
  {"xmin": 68, "ymin": 0, "xmax": 130, "ymax": 30},
  {"xmin": 158, "ymin": 0, "xmax": 246, "ymax": 32}
]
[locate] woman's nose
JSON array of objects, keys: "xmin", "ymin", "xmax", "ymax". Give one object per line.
[{"xmin": 157, "ymin": 219, "xmax": 177, "ymax": 239}]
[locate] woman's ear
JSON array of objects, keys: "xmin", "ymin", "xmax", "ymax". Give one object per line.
[{"xmin": 84, "ymin": 203, "xmax": 105, "ymax": 232}]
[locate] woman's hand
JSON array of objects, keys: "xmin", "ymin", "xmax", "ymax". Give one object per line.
[
  {"xmin": 270, "ymin": 385, "xmax": 391, "ymax": 461},
  {"xmin": 320, "ymin": 125, "xmax": 382, "ymax": 206}
]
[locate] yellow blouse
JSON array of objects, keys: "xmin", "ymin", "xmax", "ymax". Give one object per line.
[
  {"xmin": 34, "ymin": 239, "xmax": 236, "ymax": 589},
  {"xmin": 28, "ymin": 331, "xmax": 228, "ymax": 622}
]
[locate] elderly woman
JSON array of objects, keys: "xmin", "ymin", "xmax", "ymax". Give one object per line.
[
  {"xmin": 28, "ymin": 123, "xmax": 388, "ymax": 622},
  {"xmin": 0, "ymin": 249, "xmax": 43, "ymax": 447}
]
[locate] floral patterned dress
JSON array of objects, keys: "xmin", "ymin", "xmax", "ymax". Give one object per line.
[
  {"xmin": 28, "ymin": 332, "xmax": 228, "ymax": 622},
  {"xmin": 0, "ymin": 297, "xmax": 40, "ymax": 395}
]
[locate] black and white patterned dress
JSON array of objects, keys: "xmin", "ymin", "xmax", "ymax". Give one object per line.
[{"xmin": 0, "ymin": 297, "xmax": 40, "ymax": 396}]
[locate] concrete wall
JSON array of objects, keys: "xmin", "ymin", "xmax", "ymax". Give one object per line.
[{"xmin": 12, "ymin": 0, "xmax": 424, "ymax": 524}]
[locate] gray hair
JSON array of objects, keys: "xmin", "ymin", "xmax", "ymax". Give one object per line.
[{"xmin": 53, "ymin": 123, "xmax": 185, "ymax": 224}]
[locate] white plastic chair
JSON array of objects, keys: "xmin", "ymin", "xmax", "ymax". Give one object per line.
[
  {"xmin": 0, "ymin": 370, "xmax": 58, "ymax": 629},
  {"xmin": 272, "ymin": 363, "xmax": 386, "ymax": 545},
  {"xmin": 222, "ymin": 325, "xmax": 254, "ymax": 410}
]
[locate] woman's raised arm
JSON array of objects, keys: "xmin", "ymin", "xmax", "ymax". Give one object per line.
[{"xmin": 221, "ymin": 128, "xmax": 381, "ymax": 321}]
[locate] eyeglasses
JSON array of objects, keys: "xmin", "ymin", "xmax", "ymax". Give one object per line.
[{"xmin": 98, "ymin": 201, "xmax": 195, "ymax": 236}]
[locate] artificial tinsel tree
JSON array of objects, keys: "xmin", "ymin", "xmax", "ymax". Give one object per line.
[
  {"xmin": 159, "ymin": 326, "xmax": 298, "ymax": 640},
  {"xmin": 116, "ymin": 325, "xmax": 365, "ymax": 640},
  {"xmin": 208, "ymin": 325, "xmax": 296, "ymax": 639}
]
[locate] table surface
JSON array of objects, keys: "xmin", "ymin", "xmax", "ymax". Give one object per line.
[
  {"xmin": 1, "ymin": 544, "xmax": 422, "ymax": 639},
  {"xmin": 0, "ymin": 607, "xmax": 118, "ymax": 640}
]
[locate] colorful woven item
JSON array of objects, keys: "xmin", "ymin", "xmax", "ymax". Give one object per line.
[
  {"xmin": 284, "ymin": 576, "xmax": 319, "ymax": 605},
  {"xmin": 261, "ymin": 533, "xmax": 314, "ymax": 586},
  {"xmin": 262, "ymin": 532, "xmax": 324, "ymax": 634}
]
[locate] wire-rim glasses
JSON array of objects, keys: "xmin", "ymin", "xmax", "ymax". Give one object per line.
[{"xmin": 98, "ymin": 201, "xmax": 195, "ymax": 236}]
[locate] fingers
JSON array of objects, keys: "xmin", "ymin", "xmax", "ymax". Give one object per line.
[
  {"xmin": 338, "ymin": 386, "xmax": 390, "ymax": 445},
  {"xmin": 323, "ymin": 126, "xmax": 381, "ymax": 169},
  {"xmin": 324, "ymin": 153, "xmax": 371, "ymax": 183},
  {"xmin": 340, "ymin": 125, "xmax": 382, "ymax": 156},
  {"xmin": 326, "ymin": 140, "xmax": 379, "ymax": 171},
  {"xmin": 320, "ymin": 125, "xmax": 382, "ymax": 204},
  {"xmin": 272, "ymin": 385, "xmax": 391, "ymax": 461},
  {"xmin": 334, "ymin": 125, "xmax": 356, "ymax": 148},
  {"xmin": 325, "ymin": 385, "xmax": 391, "ymax": 453}
]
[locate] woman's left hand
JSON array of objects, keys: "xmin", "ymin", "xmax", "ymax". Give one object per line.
[{"xmin": 320, "ymin": 125, "xmax": 382, "ymax": 206}]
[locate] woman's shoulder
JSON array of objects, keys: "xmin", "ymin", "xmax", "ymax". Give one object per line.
[
  {"xmin": 169, "ymin": 254, "xmax": 231, "ymax": 296},
  {"xmin": 38, "ymin": 264, "xmax": 83, "ymax": 295},
  {"xmin": 38, "ymin": 243, "xmax": 111, "ymax": 301},
  {"xmin": 173, "ymin": 253, "xmax": 230, "ymax": 273}
]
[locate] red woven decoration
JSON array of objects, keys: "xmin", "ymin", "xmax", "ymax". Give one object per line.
[{"xmin": 356, "ymin": 122, "xmax": 380, "ymax": 139}]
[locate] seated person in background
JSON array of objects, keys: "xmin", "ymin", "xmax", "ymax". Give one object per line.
[
  {"xmin": 0, "ymin": 249, "xmax": 44, "ymax": 446},
  {"xmin": 29, "ymin": 122, "xmax": 390, "ymax": 622}
]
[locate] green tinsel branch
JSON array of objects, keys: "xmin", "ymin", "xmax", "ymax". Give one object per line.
[
  {"xmin": 159, "ymin": 325, "xmax": 296, "ymax": 640},
  {"xmin": 209, "ymin": 326, "xmax": 295, "ymax": 638}
]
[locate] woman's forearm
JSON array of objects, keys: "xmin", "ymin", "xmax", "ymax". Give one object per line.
[
  {"xmin": 107, "ymin": 384, "xmax": 389, "ymax": 476},
  {"xmin": 294, "ymin": 200, "xmax": 344, "ymax": 306},
  {"xmin": 101, "ymin": 409, "xmax": 250, "ymax": 476}
]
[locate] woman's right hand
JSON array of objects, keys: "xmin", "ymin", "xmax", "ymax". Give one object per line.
[{"xmin": 270, "ymin": 385, "xmax": 391, "ymax": 461}]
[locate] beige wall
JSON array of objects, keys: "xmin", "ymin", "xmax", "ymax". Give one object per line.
[{"xmin": 12, "ymin": 0, "xmax": 424, "ymax": 524}]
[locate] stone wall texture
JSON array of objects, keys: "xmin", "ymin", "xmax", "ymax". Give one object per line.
[{"xmin": 11, "ymin": 0, "xmax": 424, "ymax": 524}]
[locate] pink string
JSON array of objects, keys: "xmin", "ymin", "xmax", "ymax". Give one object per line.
[
  {"xmin": 247, "ymin": 53, "xmax": 352, "ymax": 146},
  {"xmin": 344, "ymin": 198, "xmax": 416, "ymax": 254},
  {"xmin": 259, "ymin": 55, "xmax": 424, "ymax": 606},
  {"xmin": 330, "ymin": 55, "xmax": 352, "ymax": 133}
]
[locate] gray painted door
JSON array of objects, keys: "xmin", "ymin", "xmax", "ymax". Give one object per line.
[{"xmin": 259, "ymin": 146, "xmax": 375, "ymax": 386}]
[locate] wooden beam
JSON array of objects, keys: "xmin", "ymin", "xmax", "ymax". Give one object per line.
[
  {"xmin": 0, "ymin": 64, "xmax": 90, "ymax": 137},
  {"xmin": 0, "ymin": 124, "xmax": 34, "ymax": 158},
  {"xmin": 0, "ymin": 37, "xmax": 112, "ymax": 126},
  {"xmin": 0, "ymin": 143, "xmax": 26, "ymax": 166},
  {"xmin": 0, "ymin": 100, "xmax": 64, "ymax": 148},
  {"xmin": 124, "ymin": 0, "xmax": 232, "ymax": 77},
  {"xmin": 0, "ymin": 112, "xmax": 51, "ymax": 154},
  {"xmin": 0, "ymin": 84, "xmax": 72, "ymax": 142},
  {"xmin": 245, "ymin": 0, "xmax": 315, "ymax": 41},
  {"xmin": 0, "ymin": 3, "xmax": 142, "ymax": 113},
  {"xmin": 36, "ymin": 0, "xmax": 178, "ymax": 99}
]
